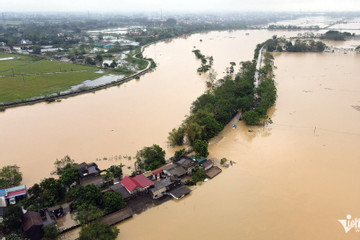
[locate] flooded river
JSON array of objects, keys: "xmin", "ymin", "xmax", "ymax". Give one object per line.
[{"xmin": 1, "ymin": 30, "xmax": 360, "ymax": 239}]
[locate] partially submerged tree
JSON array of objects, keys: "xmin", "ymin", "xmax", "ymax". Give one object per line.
[
  {"xmin": 53, "ymin": 155, "xmax": 76, "ymax": 175},
  {"xmin": 174, "ymin": 149, "xmax": 186, "ymax": 160},
  {"xmin": 136, "ymin": 144, "xmax": 166, "ymax": 171},
  {"xmin": 104, "ymin": 165, "xmax": 124, "ymax": 180},
  {"xmin": 168, "ymin": 126, "xmax": 185, "ymax": 146},
  {"xmin": 59, "ymin": 166, "xmax": 80, "ymax": 187},
  {"xmin": 193, "ymin": 139, "xmax": 209, "ymax": 158}
]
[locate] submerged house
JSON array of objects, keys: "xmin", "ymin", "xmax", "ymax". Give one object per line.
[
  {"xmin": 162, "ymin": 164, "xmax": 187, "ymax": 178},
  {"xmin": 22, "ymin": 211, "xmax": 44, "ymax": 240},
  {"xmin": 110, "ymin": 184, "xmax": 131, "ymax": 201},
  {"xmin": 201, "ymin": 160, "xmax": 214, "ymax": 171},
  {"xmin": 121, "ymin": 174, "xmax": 154, "ymax": 195},
  {"xmin": 175, "ymin": 156, "xmax": 198, "ymax": 175},
  {"xmin": 150, "ymin": 178, "xmax": 178, "ymax": 199},
  {"xmin": 76, "ymin": 162, "xmax": 101, "ymax": 178}
]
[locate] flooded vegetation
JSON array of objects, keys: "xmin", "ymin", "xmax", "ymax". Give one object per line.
[{"xmin": 2, "ymin": 10, "xmax": 360, "ymax": 240}]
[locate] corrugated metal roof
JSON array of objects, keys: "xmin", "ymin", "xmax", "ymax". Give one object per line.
[
  {"xmin": 6, "ymin": 185, "xmax": 26, "ymax": 193},
  {"xmin": 6, "ymin": 189, "xmax": 26, "ymax": 198}
]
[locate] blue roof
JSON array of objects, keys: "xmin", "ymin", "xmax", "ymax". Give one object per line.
[
  {"xmin": 6, "ymin": 185, "xmax": 26, "ymax": 192},
  {"xmin": 0, "ymin": 189, "xmax": 6, "ymax": 197}
]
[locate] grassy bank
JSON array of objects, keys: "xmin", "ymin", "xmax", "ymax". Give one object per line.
[
  {"xmin": 0, "ymin": 54, "xmax": 97, "ymax": 76},
  {"xmin": 0, "ymin": 53, "xmax": 105, "ymax": 104},
  {"xmin": 0, "ymin": 71, "xmax": 103, "ymax": 104}
]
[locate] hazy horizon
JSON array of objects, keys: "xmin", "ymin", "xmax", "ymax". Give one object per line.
[{"xmin": 2, "ymin": 0, "xmax": 360, "ymax": 13}]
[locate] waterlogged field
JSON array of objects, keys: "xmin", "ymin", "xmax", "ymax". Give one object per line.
[
  {"xmin": 0, "ymin": 53, "xmax": 103, "ymax": 103},
  {"xmin": 0, "ymin": 54, "xmax": 97, "ymax": 75},
  {"xmin": 0, "ymin": 71, "xmax": 103, "ymax": 103}
]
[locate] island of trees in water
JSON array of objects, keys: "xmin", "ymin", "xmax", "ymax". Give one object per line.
[
  {"xmin": 261, "ymin": 36, "xmax": 327, "ymax": 52},
  {"xmin": 169, "ymin": 39, "xmax": 278, "ymax": 149}
]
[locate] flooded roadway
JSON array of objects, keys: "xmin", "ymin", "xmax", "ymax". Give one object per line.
[{"xmin": 1, "ymin": 30, "xmax": 360, "ymax": 239}]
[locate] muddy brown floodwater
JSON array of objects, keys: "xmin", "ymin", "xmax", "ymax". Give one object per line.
[{"xmin": 1, "ymin": 30, "xmax": 360, "ymax": 239}]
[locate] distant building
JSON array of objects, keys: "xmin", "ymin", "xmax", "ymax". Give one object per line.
[{"xmin": 20, "ymin": 39, "xmax": 33, "ymax": 45}]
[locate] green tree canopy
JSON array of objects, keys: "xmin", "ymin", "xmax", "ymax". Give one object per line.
[
  {"xmin": 79, "ymin": 221, "xmax": 119, "ymax": 240},
  {"xmin": 102, "ymin": 192, "xmax": 127, "ymax": 213},
  {"xmin": 168, "ymin": 126, "xmax": 185, "ymax": 146},
  {"xmin": 59, "ymin": 166, "xmax": 80, "ymax": 187},
  {"xmin": 136, "ymin": 144, "xmax": 166, "ymax": 171},
  {"xmin": 68, "ymin": 184, "xmax": 101, "ymax": 208},
  {"xmin": 3, "ymin": 205, "xmax": 23, "ymax": 233},
  {"xmin": 32, "ymin": 45, "xmax": 41, "ymax": 54},
  {"xmin": 75, "ymin": 204, "xmax": 103, "ymax": 225},
  {"xmin": 53, "ymin": 155, "xmax": 76, "ymax": 175},
  {"xmin": 0, "ymin": 165, "xmax": 22, "ymax": 189},
  {"xmin": 174, "ymin": 149, "xmax": 186, "ymax": 160},
  {"xmin": 40, "ymin": 178, "xmax": 66, "ymax": 207},
  {"xmin": 42, "ymin": 225, "xmax": 60, "ymax": 240},
  {"xmin": 242, "ymin": 110, "xmax": 260, "ymax": 125},
  {"xmin": 105, "ymin": 165, "xmax": 124, "ymax": 180},
  {"xmin": 193, "ymin": 139, "xmax": 209, "ymax": 158}
]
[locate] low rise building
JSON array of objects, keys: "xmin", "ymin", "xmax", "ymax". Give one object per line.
[
  {"xmin": 0, "ymin": 185, "xmax": 27, "ymax": 205},
  {"xmin": 121, "ymin": 174, "xmax": 154, "ymax": 195},
  {"xmin": 76, "ymin": 162, "xmax": 101, "ymax": 178},
  {"xmin": 150, "ymin": 178, "xmax": 177, "ymax": 199},
  {"xmin": 175, "ymin": 156, "xmax": 198, "ymax": 175},
  {"xmin": 162, "ymin": 164, "xmax": 187, "ymax": 178},
  {"xmin": 22, "ymin": 211, "xmax": 43, "ymax": 240}
]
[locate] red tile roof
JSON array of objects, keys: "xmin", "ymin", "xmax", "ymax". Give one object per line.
[
  {"xmin": 120, "ymin": 175, "xmax": 154, "ymax": 193},
  {"xmin": 133, "ymin": 174, "xmax": 154, "ymax": 188},
  {"xmin": 152, "ymin": 169, "xmax": 163, "ymax": 175},
  {"xmin": 121, "ymin": 176, "xmax": 138, "ymax": 193}
]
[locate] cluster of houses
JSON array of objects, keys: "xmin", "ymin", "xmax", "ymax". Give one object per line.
[
  {"xmin": 105, "ymin": 155, "xmax": 222, "ymax": 201},
  {"xmin": 1, "ymin": 155, "xmax": 222, "ymax": 239}
]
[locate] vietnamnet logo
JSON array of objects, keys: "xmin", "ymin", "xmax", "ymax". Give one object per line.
[{"xmin": 338, "ymin": 214, "xmax": 360, "ymax": 233}]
